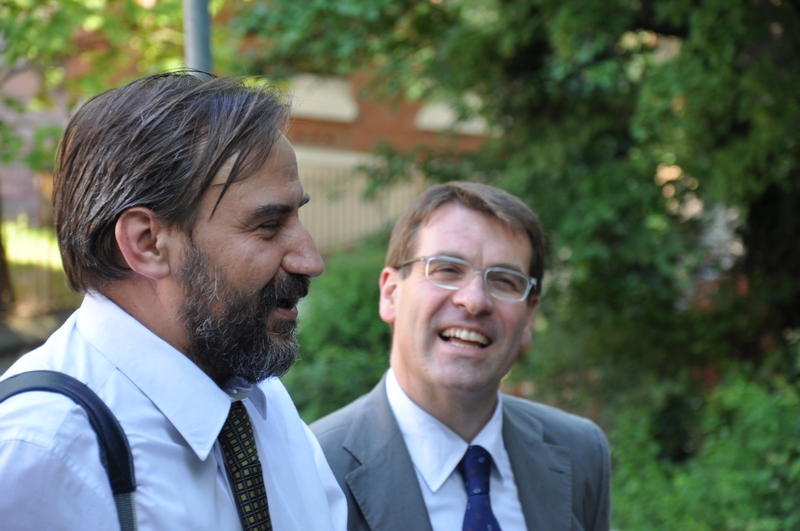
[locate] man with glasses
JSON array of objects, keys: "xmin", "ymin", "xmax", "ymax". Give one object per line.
[{"xmin": 311, "ymin": 181, "xmax": 610, "ymax": 531}]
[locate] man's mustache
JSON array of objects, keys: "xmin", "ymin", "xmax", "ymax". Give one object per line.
[{"xmin": 263, "ymin": 273, "xmax": 310, "ymax": 310}]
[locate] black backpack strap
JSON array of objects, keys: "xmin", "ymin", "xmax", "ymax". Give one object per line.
[{"xmin": 0, "ymin": 370, "xmax": 137, "ymax": 531}]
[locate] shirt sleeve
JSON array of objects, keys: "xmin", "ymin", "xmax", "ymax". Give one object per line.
[{"xmin": 0, "ymin": 396, "xmax": 120, "ymax": 531}]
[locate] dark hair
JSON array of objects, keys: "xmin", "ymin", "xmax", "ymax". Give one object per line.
[
  {"xmin": 53, "ymin": 71, "xmax": 290, "ymax": 293},
  {"xmin": 386, "ymin": 181, "xmax": 545, "ymax": 295}
]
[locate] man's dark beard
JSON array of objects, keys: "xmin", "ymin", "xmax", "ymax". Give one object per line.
[{"xmin": 178, "ymin": 241, "xmax": 310, "ymax": 386}]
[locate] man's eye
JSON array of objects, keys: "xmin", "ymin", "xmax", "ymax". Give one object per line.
[
  {"xmin": 488, "ymin": 272, "xmax": 526, "ymax": 293},
  {"xmin": 429, "ymin": 262, "xmax": 466, "ymax": 278},
  {"xmin": 258, "ymin": 221, "xmax": 280, "ymax": 232}
]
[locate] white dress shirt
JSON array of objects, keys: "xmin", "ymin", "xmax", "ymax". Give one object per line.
[
  {"xmin": 0, "ymin": 293, "xmax": 347, "ymax": 531},
  {"xmin": 385, "ymin": 369, "xmax": 527, "ymax": 530}
]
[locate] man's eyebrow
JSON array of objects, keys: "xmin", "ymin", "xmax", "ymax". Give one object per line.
[
  {"xmin": 246, "ymin": 193, "xmax": 309, "ymax": 221},
  {"xmin": 439, "ymin": 253, "xmax": 527, "ymax": 273},
  {"xmin": 249, "ymin": 202, "xmax": 293, "ymax": 219}
]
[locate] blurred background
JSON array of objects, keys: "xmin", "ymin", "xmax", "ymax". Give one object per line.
[{"xmin": 1, "ymin": 0, "xmax": 798, "ymax": 528}]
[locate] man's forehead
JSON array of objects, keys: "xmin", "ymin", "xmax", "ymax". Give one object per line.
[
  {"xmin": 198, "ymin": 138, "xmax": 303, "ymax": 221},
  {"xmin": 420, "ymin": 204, "xmax": 518, "ymax": 238},
  {"xmin": 210, "ymin": 135, "xmax": 300, "ymax": 186},
  {"xmin": 415, "ymin": 204, "xmax": 531, "ymax": 265},
  {"xmin": 210, "ymin": 156, "xmax": 238, "ymax": 187}
]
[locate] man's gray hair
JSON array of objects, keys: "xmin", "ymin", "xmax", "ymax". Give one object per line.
[{"xmin": 53, "ymin": 71, "xmax": 291, "ymax": 293}]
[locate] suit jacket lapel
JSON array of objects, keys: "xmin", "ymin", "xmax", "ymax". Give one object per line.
[
  {"xmin": 342, "ymin": 377, "xmax": 434, "ymax": 531},
  {"xmin": 503, "ymin": 399, "xmax": 573, "ymax": 531}
]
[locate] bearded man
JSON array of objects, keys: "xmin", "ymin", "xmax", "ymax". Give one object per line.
[{"xmin": 0, "ymin": 72, "xmax": 346, "ymax": 531}]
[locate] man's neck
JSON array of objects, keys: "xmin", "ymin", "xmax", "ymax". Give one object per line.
[
  {"xmin": 101, "ymin": 279, "xmax": 188, "ymax": 356},
  {"xmin": 392, "ymin": 369, "xmax": 499, "ymax": 443}
]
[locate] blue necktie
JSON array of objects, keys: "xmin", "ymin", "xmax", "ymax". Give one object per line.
[{"xmin": 458, "ymin": 445, "xmax": 502, "ymax": 531}]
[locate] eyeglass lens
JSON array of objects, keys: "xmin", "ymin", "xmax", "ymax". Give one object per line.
[{"xmin": 425, "ymin": 258, "xmax": 529, "ymax": 300}]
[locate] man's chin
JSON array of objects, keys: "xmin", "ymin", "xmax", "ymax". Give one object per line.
[
  {"xmin": 266, "ymin": 315, "xmax": 299, "ymax": 340},
  {"xmin": 246, "ymin": 357, "xmax": 298, "ymax": 383},
  {"xmin": 252, "ymin": 337, "xmax": 300, "ymax": 381}
]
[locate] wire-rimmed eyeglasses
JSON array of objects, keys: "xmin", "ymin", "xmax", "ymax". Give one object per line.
[{"xmin": 400, "ymin": 255, "xmax": 537, "ymax": 302}]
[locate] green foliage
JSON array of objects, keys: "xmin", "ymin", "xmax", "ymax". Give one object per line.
[
  {"xmin": 0, "ymin": 0, "xmax": 187, "ymax": 98},
  {"xmin": 1, "ymin": 0, "xmax": 798, "ymax": 522},
  {"xmin": 612, "ymin": 371, "xmax": 800, "ymax": 530},
  {"xmin": 0, "ymin": 0, "xmax": 279, "ymax": 177},
  {"xmin": 23, "ymin": 125, "xmax": 62, "ymax": 172},
  {"xmin": 283, "ymin": 234, "xmax": 392, "ymax": 422},
  {"xmin": 239, "ymin": 0, "xmax": 800, "ymax": 385},
  {"xmin": 0, "ymin": 121, "xmax": 23, "ymax": 165},
  {"xmin": 240, "ymin": 0, "xmax": 800, "ymax": 522}
]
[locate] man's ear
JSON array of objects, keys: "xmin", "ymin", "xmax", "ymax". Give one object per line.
[
  {"xmin": 518, "ymin": 295, "xmax": 540, "ymax": 356},
  {"xmin": 378, "ymin": 267, "xmax": 401, "ymax": 325},
  {"xmin": 114, "ymin": 206, "xmax": 175, "ymax": 281}
]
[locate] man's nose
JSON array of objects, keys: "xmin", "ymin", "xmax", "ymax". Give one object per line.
[
  {"xmin": 452, "ymin": 272, "xmax": 493, "ymax": 315},
  {"xmin": 283, "ymin": 223, "xmax": 324, "ymax": 278}
]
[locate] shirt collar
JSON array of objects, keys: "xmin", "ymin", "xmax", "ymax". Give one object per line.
[
  {"xmin": 76, "ymin": 293, "xmax": 267, "ymax": 460},
  {"xmin": 223, "ymin": 376, "xmax": 267, "ymax": 419},
  {"xmin": 385, "ymin": 368, "xmax": 506, "ymax": 493}
]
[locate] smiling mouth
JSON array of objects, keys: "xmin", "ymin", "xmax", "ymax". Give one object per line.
[
  {"xmin": 267, "ymin": 297, "xmax": 300, "ymax": 323},
  {"xmin": 439, "ymin": 327, "xmax": 490, "ymax": 349}
]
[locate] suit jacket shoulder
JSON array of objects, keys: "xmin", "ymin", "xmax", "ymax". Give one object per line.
[
  {"xmin": 502, "ymin": 394, "xmax": 611, "ymax": 531},
  {"xmin": 311, "ymin": 377, "xmax": 433, "ymax": 531},
  {"xmin": 311, "ymin": 380, "xmax": 610, "ymax": 531}
]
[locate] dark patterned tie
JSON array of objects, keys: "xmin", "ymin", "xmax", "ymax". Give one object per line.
[
  {"xmin": 218, "ymin": 401, "xmax": 272, "ymax": 531},
  {"xmin": 458, "ymin": 445, "xmax": 502, "ymax": 531}
]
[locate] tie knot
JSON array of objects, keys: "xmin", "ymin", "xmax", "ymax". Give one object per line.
[
  {"xmin": 459, "ymin": 445, "xmax": 493, "ymax": 496},
  {"xmin": 229, "ymin": 400, "xmax": 247, "ymax": 420}
]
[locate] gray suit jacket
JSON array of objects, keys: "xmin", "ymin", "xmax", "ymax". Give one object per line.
[{"xmin": 311, "ymin": 375, "xmax": 611, "ymax": 531}]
